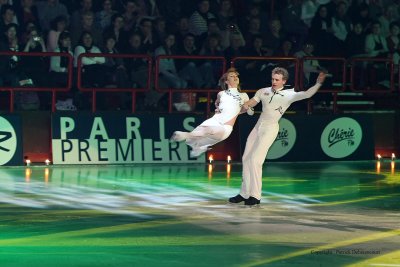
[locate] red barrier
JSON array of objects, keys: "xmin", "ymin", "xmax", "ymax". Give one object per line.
[
  {"xmin": 0, "ymin": 51, "xmax": 73, "ymax": 112},
  {"xmin": 349, "ymin": 57, "xmax": 395, "ymax": 93},
  {"xmin": 1, "ymin": 51, "xmax": 397, "ymax": 114},
  {"xmin": 77, "ymin": 53, "xmax": 152, "ymax": 112},
  {"xmin": 154, "ymin": 55, "xmax": 227, "ymax": 114},
  {"xmin": 300, "ymin": 56, "xmax": 347, "ymax": 114}
]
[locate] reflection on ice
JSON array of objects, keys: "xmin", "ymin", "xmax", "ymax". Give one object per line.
[{"xmin": 0, "ymin": 165, "xmax": 326, "ymax": 218}]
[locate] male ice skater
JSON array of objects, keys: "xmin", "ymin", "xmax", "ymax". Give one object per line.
[
  {"xmin": 229, "ymin": 67, "xmax": 327, "ymax": 206},
  {"xmin": 171, "ymin": 68, "xmax": 253, "ymax": 157}
]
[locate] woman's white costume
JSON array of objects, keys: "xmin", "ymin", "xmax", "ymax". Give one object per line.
[{"xmin": 172, "ymin": 88, "xmax": 250, "ymax": 157}]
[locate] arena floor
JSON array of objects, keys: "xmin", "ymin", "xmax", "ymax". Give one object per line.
[{"xmin": 0, "ymin": 161, "xmax": 399, "ymax": 267}]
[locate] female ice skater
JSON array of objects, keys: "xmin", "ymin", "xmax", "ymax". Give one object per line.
[
  {"xmin": 229, "ymin": 67, "xmax": 327, "ymax": 206},
  {"xmin": 171, "ymin": 67, "xmax": 253, "ymax": 157}
]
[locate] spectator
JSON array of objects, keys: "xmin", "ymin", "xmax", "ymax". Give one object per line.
[
  {"xmin": 153, "ymin": 16, "xmax": 167, "ymax": 50},
  {"xmin": 36, "ymin": 0, "xmax": 69, "ymax": 32},
  {"xmin": 74, "ymin": 31, "xmax": 107, "ymax": 88},
  {"xmin": 242, "ymin": 16, "xmax": 262, "ymax": 49},
  {"xmin": 15, "ymin": 0, "xmax": 40, "ymax": 30},
  {"xmin": 345, "ymin": 21, "xmax": 367, "ymax": 58},
  {"xmin": 309, "ymin": 4, "xmax": 336, "ymax": 56},
  {"xmin": 224, "ymin": 31, "xmax": 246, "ymax": 64},
  {"xmin": 154, "ymin": 33, "xmax": 189, "ymax": 111},
  {"xmin": 137, "ymin": 17, "xmax": 155, "ymax": 54},
  {"xmin": 189, "ymin": 0, "xmax": 215, "ymax": 37},
  {"xmin": 350, "ymin": 3, "xmax": 372, "ymax": 33},
  {"xmin": 70, "ymin": 0, "xmax": 94, "ymax": 33},
  {"xmin": 365, "ymin": 19, "xmax": 390, "ymax": 89},
  {"xmin": 216, "ymin": 0, "xmax": 236, "ymax": 30},
  {"xmin": 50, "ymin": 30, "xmax": 73, "ymax": 87},
  {"xmin": 135, "ymin": 0, "xmax": 160, "ymax": 19},
  {"xmin": 2, "ymin": 23, "xmax": 27, "ymax": 88},
  {"xmin": 98, "ymin": 34, "xmax": 130, "ymax": 109},
  {"xmin": 294, "ymin": 40, "xmax": 332, "ymax": 108},
  {"xmin": 121, "ymin": 0, "xmax": 139, "ymax": 32},
  {"xmin": 71, "ymin": 11, "xmax": 103, "ymax": 48},
  {"xmin": 102, "ymin": 13, "xmax": 128, "ymax": 52},
  {"xmin": 238, "ymin": 2, "xmax": 268, "ymax": 36},
  {"xmin": 387, "ymin": 22, "xmax": 400, "ymax": 70},
  {"xmin": 263, "ymin": 17, "xmax": 286, "ymax": 56},
  {"xmin": 155, "ymin": 33, "xmax": 187, "ymax": 89},
  {"xmin": 46, "ymin": 15, "xmax": 68, "ymax": 52},
  {"xmin": 3, "ymin": 23, "xmax": 40, "ymax": 110},
  {"xmin": 294, "ymin": 41, "xmax": 324, "ymax": 87},
  {"xmin": 331, "ymin": 1, "xmax": 352, "ymax": 56},
  {"xmin": 101, "ymin": 34, "xmax": 129, "ymax": 88},
  {"xmin": 198, "ymin": 18, "xmax": 222, "ymax": 48},
  {"xmin": 365, "ymin": 21, "xmax": 389, "ymax": 58},
  {"xmin": 199, "ymin": 32, "xmax": 223, "ymax": 83},
  {"xmin": 280, "ymin": 0, "xmax": 309, "ymax": 50},
  {"xmin": 273, "ymin": 39, "xmax": 296, "ymax": 85},
  {"xmin": 157, "ymin": 0, "xmax": 182, "ymax": 28},
  {"xmin": 95, "ymin": 0, "xmax": 117, "ymax": 30},
  {"xmin": 301, "ymin": 0, "xmax": 319, "ymax": 27},
  {"xmin": 22, "ymin": 25, "xmax": 48, "ymax": 88},
  {"xmin": 378, "ymin": 5, "xmax": 396, "ymax": 38},
  {"xmin": 0, "ymin": 4, "xmax": 17, "ymax": 34},
  {"xmin": 50, "ymin": 31, "xmax": 77, "ymax": 111},
  {"xmin": 177, "ymin": 32, "xmax": 214, "ymax": 89},
  {"xmin": 240, "ymin": 34, "xmax": 269, "ymax": 89},
  {"xmin": 124, "ymin": 31, "xmax": 149, "ymax": 89},
  {"xmin": 174, "ymin": 16, "xmax": 190, "ymax": 46}
]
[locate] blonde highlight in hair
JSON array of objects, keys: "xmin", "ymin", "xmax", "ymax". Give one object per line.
[
  {"xmin": 218, "ymin": 67, "xmax": 241, "ymax": 91},
  {"xmin": 272, "ymin": 67, "xmax": 289, "ymax": 81}
]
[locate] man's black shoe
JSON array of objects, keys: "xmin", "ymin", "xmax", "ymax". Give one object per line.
[
  {"xmin": 244, "ymin": 197, "xmax": 260, "ymax": 206},
  {"xmin": 228, "ymin": 194, "xmax": 246, "ymax": 203}
]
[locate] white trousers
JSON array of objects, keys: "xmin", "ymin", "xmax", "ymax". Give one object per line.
[
  {"xmin": 240, "ymin": 121, "xmax": 279, "ymax": 200},
  {"xmin": 174, "ymin": 117, "xmax": 233, "ymax": 152}
]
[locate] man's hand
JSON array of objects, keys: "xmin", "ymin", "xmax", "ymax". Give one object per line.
[{"xmin": 317, "ymin": 72, "xmax": 327, "ymax": 84}]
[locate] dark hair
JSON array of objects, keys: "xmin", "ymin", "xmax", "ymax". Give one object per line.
[
  {"xmin": 104, "ymin": 33, "xmax": 117, "ymax": 43},
  {"xmin": 111, "ymin": 13, "xmax": 123, "ymax": 24},
  {"xmin": 140, "ymin": 17, "xmax": 153, "ymax": 26},
  {"xmin": 0, "ymin": 4, "xmax": 14, "ymax": 16},
  {"xmin": 389, "ymin": 21, "xmax": 400, "ymax": 30},
  {"xmin": 4, "ymin": 23, "xmax": 18, "ymax": 34},
  {"xmin": 50, "ymin": 15, "xmax": 67, "ymax": 31},
  {"xmin": 57, "ymin": 31, "xmax": 71, "ymax": 47},
  {"xmin": 183, "ymin": 33, "xmax": 196, "ymax": 40},
  {"xmin": 251, "ymin": 34, "xmax": 263, "ymax": 44}
]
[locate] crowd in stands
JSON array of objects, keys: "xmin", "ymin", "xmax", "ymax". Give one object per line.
[{"xmin": 0, "ymin": 0, "xmax": 399, "ymax": 111}]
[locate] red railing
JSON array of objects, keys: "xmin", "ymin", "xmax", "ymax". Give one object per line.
[
  {"xmin": 154, "ymin": 55, "xmax": 227, "ymax": 114},
  {"xmin": 300, "ymin": 56, "xmax": 347, "ymax": 114},
  {"xmin": 1, "ymin": 52, "xmax": 398, "ymax": 114},
  {"xmin": 0, "ymin": 51, "xmax": 73, "ymax": 112},
  {"xmin": 349, "ymin": 57, "xmax": 395, "ymax": 93},
  {"xmin": 76, "ymin": 53, "xmax": 152, "ymax": 112}
]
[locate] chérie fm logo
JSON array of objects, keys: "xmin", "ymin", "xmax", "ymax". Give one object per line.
[{"xmin": 0, "ymin": 117, "xmax": 17, "ymax": 165}]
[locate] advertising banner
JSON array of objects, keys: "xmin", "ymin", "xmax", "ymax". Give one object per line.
[
  {"xmin": 0, "ymin": 115, "xmax": 23, "ymax": 166},
  {"xmin": 52, "ymin": 113, "xmax": 206, "ymax": 164},
  {"xmin": 238, "ymin": 115, "xmax": 374, "ymax": 161}
]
